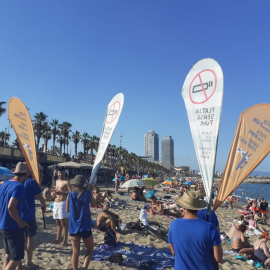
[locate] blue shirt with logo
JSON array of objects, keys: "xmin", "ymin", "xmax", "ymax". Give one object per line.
[
  {"xmin": 0, "ymin": 179, "xmax": 25, "ymax": 229},
  {"xmin": 22, "ymin": 178, "xmax": 42, "ymax": 221},
  {"xmin": 68, "ymin": 190, "xmax": 92, "ymax": 234}
]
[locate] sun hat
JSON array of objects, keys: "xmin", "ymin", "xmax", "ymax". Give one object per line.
[
  {"xmin": 13, "ymin": 162, "xmax": 31, "ymax": 174},
  {"xmin": 261, "ymin": 232, "xmax": 270, "ymax": 239},
  {"xmin": 195, "ymin": 189, "xmax": 206, "ymax": 199},
  {"xmin": 174, "ymin": 191, "xmax": 207, "ymax": 210},
  {"xmin": 70, "ymin": 175, "xmax": 89, "ymax": 189}
]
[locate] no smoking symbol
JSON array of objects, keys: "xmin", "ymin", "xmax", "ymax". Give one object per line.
[
  {"xmin": 106, "ymin": 101, "xmax": 121, "ymax": 124},
  {"xmin": 189, "ymin": 69, "xmax": 217, "ymax": 104}
]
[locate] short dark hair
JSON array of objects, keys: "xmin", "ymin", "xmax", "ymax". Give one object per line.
[
  {"xmin": 186, "ymin": 209, "xmax": 198, "ymax": 215},
  {"xmin": 57, "ymin": 167, "xmax": 65, "ymax": 172},
  {"xmin": 15, "ymin": 173, "xmax": 28, "ymax": 177}
]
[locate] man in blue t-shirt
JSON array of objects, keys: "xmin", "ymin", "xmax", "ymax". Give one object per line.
[
  {"xmin": 0, "ymin": 162, "xmax": 30, "ymax": 270},
  {"xmin": 168, "ymin": 191, "xmax": 223, "ymax": 270},
  {"xmin": 23, "ymin": 177, "xmax": 46, "ymax": 269}
]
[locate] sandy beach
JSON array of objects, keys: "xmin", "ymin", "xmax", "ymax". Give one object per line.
[{"xmin": 0, "ymin": 186, "xmax": 267, "ymax": 270}]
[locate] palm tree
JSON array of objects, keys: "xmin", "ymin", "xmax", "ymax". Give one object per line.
[
  {"xmin": 59, "ymin": 121, "xmax": 72, "ymax": 154},
  {"xmin": 41, "ymin": 123, "xmax": 51, "ymax": 153},
  {"xmin": 88, "ymin": 135, "xmax": 99, "ymax": 163},
  {"xmin": 81, "ymin": 132, "xmax": 90, "ymax": 155},
  {"xmin": 33, "ymin": 112, "xmax": 48, "ymax": 149},
  {"xmin": 11, "ymin": 139, "xmax": 20, "ymax": 149},
  {"xmin": 72, "ymin": 130, "xmax": 81, "ymax": 157},
  {"xmin": 57, "ymin": 135, "xmax": 65, "ymax": 155},
  {"xmin": 0, "ymin": 130, "xmax": 10, "ymax": 147},
  {"xmin": 0, "ymin": 101, "xmax": 6, "ymax": 117},
  {"xmin": 50, "ymin": 119, "xmax": 60, "ymax": 155}
]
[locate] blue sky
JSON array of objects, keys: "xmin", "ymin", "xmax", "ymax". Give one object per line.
[{"xmin": 1, "ymin": 1, "xmax": 270, "ymax": 172}]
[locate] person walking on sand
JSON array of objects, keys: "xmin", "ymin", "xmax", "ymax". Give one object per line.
[
  {"xmin": 168, "ymin": 191, "xmax": 223, "ymax": 270},
  {"xmin": 0, "ymin": 162, "xmax": 30, "ymax": 270},
  {"xmin": 260, "ymin": 198, "xmax": 268, "ymax": 220},
  {"xmin": 23, "ymin": 174, "xmax": 46, "ymax": 270},
  {"xmin": 66, "ymin": 175, "xmax": 94, "ymax": 270},
  {"xmin": 114, "ymin": 170, "xmax": 120, "ymax": 193},
  {"xmin": 53, "ymin": 167, "xmax": 71, "ymax": 246}
]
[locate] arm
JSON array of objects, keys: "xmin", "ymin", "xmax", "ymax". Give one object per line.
[
  {"xmin": 169, "ymin": 243, "xmax": 175, "ymax": 256},
  {"xmin": 213, "ymin": 244, "xmax": 223, "ymax": 263},
  {"xmin": 66, "ymin": 195, "xmax": 69, "ymax": 213},
  {"xmin": 262, "ymin": 242, "xmax": 270, "ymax": 257},
  {"xmin": 90, "ymin": 195, "xmax": 96, "ymax": 207},
  {"xmin": 8, "ymin": 198, "xmax": 30, "ymax": 228},
  {"xmin": 36, "ymin": 193, "xmax": 46, "ymax": 213}
]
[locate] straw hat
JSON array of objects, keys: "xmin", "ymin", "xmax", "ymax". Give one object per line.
[
  {"xmin": 13, "ymin": 162, "xmax": 31, "ymax": 174},
  {"xmin": 175, "ymin": 191, "xmax": 207, "ymax": 210},
  {"xmin": 70, "ymin": 175, "xmax": 89, "ymax": 189},
  {"xmin": 195, "ymin": 189, "xmax": 206, "ymax": 199}
]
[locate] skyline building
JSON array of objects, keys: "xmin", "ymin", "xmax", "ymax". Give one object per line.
[
  {"xmin": 162, "ymin": 135, "xmax": 174, "ymax": 170},
  {"xmin": 144, "ymin": 130, "xmax": 159, "ymax": 162}
]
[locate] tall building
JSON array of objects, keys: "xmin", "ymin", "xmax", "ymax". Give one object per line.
[
  {"xmin": 144, "ymin": 130, "xmax": 159, "ymax": 162},
  {"xmin": 162, "ymin": 136, "xmax": 174, "ymax": 170}
]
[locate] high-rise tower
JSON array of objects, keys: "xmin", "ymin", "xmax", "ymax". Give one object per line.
[
  {"xmin": 144, "ymin": 130, "xmax": 159, "ymax": 162},
  {"xmin": 162, "ymin": 136, "xmax": 174, "ymax": 170}
]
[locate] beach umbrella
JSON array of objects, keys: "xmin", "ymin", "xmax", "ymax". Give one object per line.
[
  {"xmin": 120, "ymin": 179, "xmax": 145, "ymax": 189},
  {"xmin": 162, "ymin": 181, "xmax": 178, "ymax": 187},
  {"xmin": 142, "ymin": 178, "xmax": 159, "ymax": 186},
  {"xmin": 0, "ymin": 167, "xmax": 14, "ymax": 181},
  {"xmin": 145, "ymin": 190, "xmax": 157, "ymax": 199}
]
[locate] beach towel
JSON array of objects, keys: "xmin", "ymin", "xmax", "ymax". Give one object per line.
[
  {"xmin": 235, "ymin": 255, "xmax": 263, "ymax": 268},
  {"xmin": 146, "ymin": 211, "xmax": 177, "ymax": 219},
  {"xmin": 92, "ymin": 242, "xmax": 174, "ymax": 270}
]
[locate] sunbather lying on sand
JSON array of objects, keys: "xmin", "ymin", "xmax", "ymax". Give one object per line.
[{"xmin": 150, "ymin": 196, "xmax": 182, "ymax": 218}]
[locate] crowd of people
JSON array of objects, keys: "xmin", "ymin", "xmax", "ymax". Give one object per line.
[{"xmin": 1, "ymin": 161, "xmax": 270, "ymax": 270}]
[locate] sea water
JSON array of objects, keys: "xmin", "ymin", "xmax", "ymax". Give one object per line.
[{"xmin": 233, "ymin": 183, "xmax": 270, "ymax": 204}]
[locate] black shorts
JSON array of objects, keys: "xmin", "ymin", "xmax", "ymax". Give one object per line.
[
  {"xmin": 24, "ymin": 220, "xmax": 37, "ymax": 237},
  {"xmin": 231, "ymin": 248, "xmax": 241, "ymax": 253},
  {"xmin": 70, "ymin": 230, "xmax": 92, "ymax": 239},
  {"xmin": 98, "ymin": 220, "xmax": 109, "ymax": 232},
  {"xmin": 0, "ymin": 228, "xmax": 25, "ymax": 261}
]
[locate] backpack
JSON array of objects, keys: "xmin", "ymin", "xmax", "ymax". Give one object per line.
[
  {"xmin": 104, "ymin": 228, "xmax": 116, "ymax": 246},
  {"xmin": 126, "ymin": 220, "xmax": 145, "ymax": 231},
  {"xmin": 108, "ymin": 253, "xmax": 124, "ymax": 265}
]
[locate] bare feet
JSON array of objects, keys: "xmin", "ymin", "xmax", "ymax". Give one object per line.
[
  {"xmin": 60, "ymin": 242, "xmax": 68, "ymax": 246},
  {"xmin": 53, "ymin": 239, "xmax": 60, "ymax": 244}
]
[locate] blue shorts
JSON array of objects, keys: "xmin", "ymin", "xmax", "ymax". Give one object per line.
[
  {"xmin": 24, "ymin": 220, "xmax": 37, "ymax": 237},
  {"xmin": 0, "ymin": 228, "xmax": 25, "ymax": 261},
  {"xmin": 70, "ymin": 230, "xmax": 92, "ymax": 239}
]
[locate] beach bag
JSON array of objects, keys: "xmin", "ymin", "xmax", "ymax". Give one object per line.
[
  {"xmin": 126, "ymin": 220, "xmax": 144, "ymax": 231},
  {"xmin": 108, "ymin": 253, "xmax": 124, "ymax": 265},
  {"xmin": 104, "ymin": 228, "xmax": 116, "ymax": 246}
]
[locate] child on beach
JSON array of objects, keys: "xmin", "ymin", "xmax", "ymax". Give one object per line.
[{"xmin": 66, "ymin": 175, "xmax": 94, "ymax": 270}]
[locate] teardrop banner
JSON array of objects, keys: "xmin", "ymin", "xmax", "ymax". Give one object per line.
[
  {"xmin": 182, "ymin": 58, "xmax": 224, "ymax": 203},
  {"xmin": 8, "ymin": 97, "xmax": 41, "ymax": 186},
  {"xmin": 214, "ymin": 104, "xmax": 270, "ymax": 211},
  {"xmin": 89, "ymin": 93, "xmax": 124, "ymax": 185}
]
